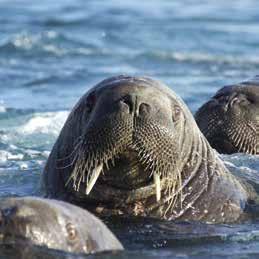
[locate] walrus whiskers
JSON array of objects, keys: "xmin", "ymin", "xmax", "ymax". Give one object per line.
[
  {"xmin": 56, "ymin": 138, "xmax": 83, "ymax": 169},
  {"xmin": 56, "ymin": 136, "xmax": 83, "ymax": 162},
  {"xmin": 56, "ymin": 153, "xmax": 79, "ymax": 170}
]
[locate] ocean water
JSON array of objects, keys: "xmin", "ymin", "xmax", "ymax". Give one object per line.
[{"xmin": 1, "ymin": 0, "xmax": 259, "ymax": 258}]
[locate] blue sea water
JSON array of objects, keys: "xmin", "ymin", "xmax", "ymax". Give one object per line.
[{"xmin": 1, "ymin": 0, "xmax": 259, "ymax": 257}]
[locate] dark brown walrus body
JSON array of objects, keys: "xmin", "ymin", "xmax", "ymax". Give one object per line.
[
  {"xmin": 43, "ymin": 75, "xmax": 258, "ymax": 223},
  {"xmin": 195, "ymin": 76, "xmax": 259, "ymax": 155}
]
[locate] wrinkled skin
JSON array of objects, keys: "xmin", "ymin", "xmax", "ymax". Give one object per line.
[
  {"xmin": 43, "ymin": 75, "xmax": 258, "ymax": 223},
  {"xmin": 195, "ymin": 76, "xmax": 259, "ymax": 155},
  {"xmin": 0, "ymin": 197, "xmax": 123, "ymax": 254}
]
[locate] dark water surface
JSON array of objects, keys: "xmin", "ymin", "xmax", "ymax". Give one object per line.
[{"xmin": 1, "ymin": 0, "xmax": 259, "ymax": 258}]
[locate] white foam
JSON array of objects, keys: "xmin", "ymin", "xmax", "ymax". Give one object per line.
[
  {"xmin": 0, "ymin": 151, "xmax": 9, "ymax": 163},
  {"xmin": 0, "ymin": 150, "xmax": 24, "ymax": 163},
  {"xmin": 10, "ymin": 31, "xmax": 67, "ymax": 56},
  {"xmin": 18, "ymin": 111, "xmax": 68, "ymax": 136},
  {"xmin": 43, "ymin": 44, "xmax": 66, "ymax": 56},
  {"xmin": 13, "ymin": 34, "xmax": 35, "ymax": 49},
  {"xmin": 19, "ymin": 163, "xmax": 29, "ymax": 170},
  {"xmin": 9, "ymin": 144, "xmax": 19, "ymax": 150},
  {"xmin": 42, "ymin": 151, "xmax": 51, "ymax": 158},
  {"xmin": 223, "ymin": 160, "xmax": 236, "ymax": 168},
  {"xmin": 0, "ymin": 106, "xmax": 6, "ymax": 113},
  {"xmin": 0, "ymin": 101, "xmax": 6, "ymax": 113},
  {"xmin": 153, "ymin": 50, "xmax": 259, "ymax": 66}
]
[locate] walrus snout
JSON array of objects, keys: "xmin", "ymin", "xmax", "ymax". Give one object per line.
[{"xmin": 119, "ymin": 94, "xmax": 151, "ymax": 117}]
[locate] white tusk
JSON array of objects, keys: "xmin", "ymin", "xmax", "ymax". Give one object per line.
[
  {"xmin": 85, "ymin": 163, "xmax": 103, "ymax": 195},
  {"xmin": 153, "ymin": 172, "xmax": 161, "ymax": 202}
]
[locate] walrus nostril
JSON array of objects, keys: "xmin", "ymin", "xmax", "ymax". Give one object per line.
[
  {"xmin": 120, "ymin": 95, "xmax": 135, "ymax": 114},
  {"xmin": 119, "ymin": 99, "xmax": 131, "ymax": 114},
  {"xmin": 120, "ymin": 95, "xmax": 151, "ymax": 116}
]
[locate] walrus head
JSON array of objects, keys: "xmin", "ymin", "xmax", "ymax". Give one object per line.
[
  {"xmin": 67, "ymin": 77, "xmax": 185, "ymax": 196},
  {"xmin": 51, "ymin": 75, "xmax": 212, "ymax": 219},
  {"xmin": 43, "ymin": 76, "xmax": 228, "ymax": 219},
  {"xmin": 195, "ymin": 77, "xmax": 259, "ymax": 155},
  {"xmin": 43, "ymin": 75, "xmax": 253, "ymax": 223},
  {"xmin": 0, "ymin": 197, "xmax": 123, "ymax": 254}
]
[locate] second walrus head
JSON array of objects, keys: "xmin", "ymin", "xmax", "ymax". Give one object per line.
[
  {"xmin": 195, "ymin": 76, "xmax": 259, "ymax": 155},
  {"xmin": 0, "ymin": 197, "xmax": 123, "ymax": 254}
]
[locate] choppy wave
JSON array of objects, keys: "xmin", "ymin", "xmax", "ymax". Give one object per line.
[
  {"xmin": 144, "ymin": 51, "xmax": 259, "ymax": 66},
  {"xmin": 0, "ymin": 111, "xmax": 67, "ymax": 170},
  {"xmin": 0, "ymin": 111, "xmax": 65, "ymax": 191},
  {"xmin": 0, "ymin": 150, "xmax": 24, "ymax": 163},
  {"xmin": 1, "ymin": 0, "xmax": 259, "ymax": 258},
  {"xmin": 0, "ymin": 31, "xmax": 99, "ymax": 57},
  {"xmin": 0, "ymin": 107, "xmax": 6, "ymax": 113},
  {"xmin": 222, "ymin": 154, "xmax": 259, "ymax": 194},
  {"xmin": 43, "ymin": 17, "xmax": 89, "ymax": 27},
  {"xmin": 0, "ymin": 101, "xmax": 6, "ymax": 113},
  {"xmin": 17, "ymin": 111, "xmax": 68, "ymax": 135},
  {"xmin": 222, "ymin": 153, "xmax": 259, "ymax": 174},
  {"xmin": 109, "ymin": 216, "xmax": 259, "ymax": 255},
  {"xmin": 0, "ymin": 110, "xmax": 68, "ymax": 137},
  {"xmin": 1, "ymin": 31, "xmax": 259, "ymax": 69}
]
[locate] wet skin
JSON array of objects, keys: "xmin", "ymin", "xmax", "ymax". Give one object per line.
[
  {"xmin": 195, "ymin": 76, "xmax": 259, "ymax": 155},
  {"xmin": 43, "ymin": 75, "xmax": 258, "ymax": 223},
  {"xmin": 0, "ymin": 197, "xmax": 123, "ymax": 254}
]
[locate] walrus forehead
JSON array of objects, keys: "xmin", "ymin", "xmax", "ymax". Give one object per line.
[
  {"xmin": 241, "ymin": 85, "xmax": 259, "ymax": 100},
  {"xmin": 214, "ymin": 82, "xmax": 259, "ymax": 100},
  {"xmin": 93, "ymin": 75, "xmax": 165, "ymax": 92},
  {"xmin": 90, "ymin": 75, "xmax": 181, "ymax": 104},
  {"xmin": 95, "ymin": 86, "xmax": 173, "ymax": 113}
]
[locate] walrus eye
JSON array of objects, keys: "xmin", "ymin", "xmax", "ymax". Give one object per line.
[
  {"xmin": 66, "ymin": 223, "xmax": 77, "ymax": 241},
  {"xmin": 172, "ymin": 105, "xmax": 181, "ymax": 122}
]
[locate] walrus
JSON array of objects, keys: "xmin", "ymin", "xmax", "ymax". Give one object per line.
[
  {"xmin": 195, "ymin": 76, "xmax": 259, "ymax": 155},
  {"xmin": 0, "ymin": 197, "xmax": 123, "ymax": 254},
  {"xmin": 43, "ymin": 75, "xmax": 258, "ymax": 223}
]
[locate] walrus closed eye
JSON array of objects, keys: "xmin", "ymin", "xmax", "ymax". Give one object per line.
[
  {"xmin": 195, "ymin": 76, "xmax": 259, "ymax": 155},
  {"xmin": 0, "ymin": 197, "xmax": 123, "ymax": 254},
  {"xmin": 43, "ymin": 75, "xmax": 258, "ymax": 223}
]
